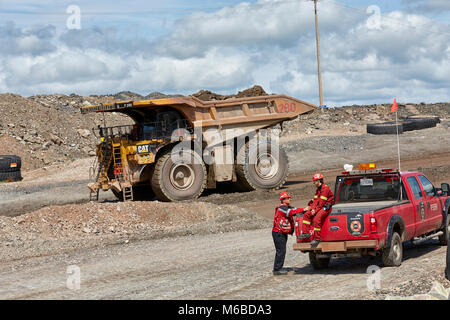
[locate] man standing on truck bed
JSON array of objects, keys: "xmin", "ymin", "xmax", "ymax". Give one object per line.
[
  {"xmin": 272, "ymin": 192, "xmax": 309, "ymax": 275},
  {"xmin": 299, "ymin": 173, "xmax": 334, "ymax": 247}
]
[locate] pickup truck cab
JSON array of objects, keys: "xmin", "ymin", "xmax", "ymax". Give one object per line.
[{"xmin": 293, "ymin": 166, "xmax": 450, "ymax": 269}]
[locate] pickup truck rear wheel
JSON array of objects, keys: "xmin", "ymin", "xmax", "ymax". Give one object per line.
[
  {"xmin": 309, "ymin": 252, "xmax": 330, "ymax": 270},
  {"xmin": 151, "ymin": 147, "xmax": 206, "ymax": 201},
  {"xmin": 382, "ymin": 232, "xmax": 403, "ymax": 267},
  {"xmin": 438, "ymin": 213, "xmax": 449, "ymax": 246}
]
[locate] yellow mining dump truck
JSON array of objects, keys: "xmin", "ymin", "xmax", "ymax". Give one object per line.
[{"xmin": 80, "ymin": 95, "xmax": 316, "ymax": 202}]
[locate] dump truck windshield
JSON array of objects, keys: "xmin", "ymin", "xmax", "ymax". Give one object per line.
[{"xmin": 335, "ymin": 174, "xmax": 406, "ymax": 203}]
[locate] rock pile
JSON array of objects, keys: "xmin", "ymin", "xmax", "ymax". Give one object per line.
[{"xmin": 0, "ymin": 87, "xmax": 448, "ymax": 171}]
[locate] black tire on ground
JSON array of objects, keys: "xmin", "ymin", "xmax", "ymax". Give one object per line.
[
  {"xmin": 401, "ymin": 120, "xmax": 416, "ymax": 132},
  {"xmin": 403, "ymin": 117, "xmax": 437, "ymax": 131},
  {"xmin": 367, "ymin": 122, "xmax": 403, "ymax": 135},
  {"xmin": 439, "ymin": 213, "xmax": 450, "ymax": 246},
  {"xmin": 0, "ymin": 170, "xmax": 22, "ymax": 182},
  {"xmin": 407, "ymin": 115, "xmax": 440, "ymax": 124},
  {"xmin": 309, "ymin": 252, "xmax": 330, "ymax": 270},
  {"xmin": 0, "ymin": 155, "xmax": 21, "ymax": 172},
  {"xmin": 151, "ymin": 146, "xmax": 206, "ymax": 202},
  {"xmin": 382, "ymin": 232, "xmax": 403, "ymax": 267},
  {"xmin": 235, "ymin": 140, "xmax": 289, "ymax": 191}
]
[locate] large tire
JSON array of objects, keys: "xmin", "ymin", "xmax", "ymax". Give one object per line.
[
  {"xmin": 401, "ymin": 120, "xmax": 415, "ymax": 132},
  {"xmin": 382, "ymin": 232, "xmax": 403, "ymax": 267},
  {"xmin": 407, "ymin": 115, "xmax": 440, "ymax": 124},
  {"xmin": 439, "ymin": 213, "xmax": 450, "ymax": 246},
  {"xmin": 404, "ymin": 117, "xmax": 437, "ymax": 131},
  {"xmin": 0, "ymin": 170, "xmax": 22, "ymax": 182},
  {"xmin": 309, "ymin": 252, "xmax": 330, "ymax": 270},
  {"xmin": 367, "ymin": 122, "xmax": 403, "ymax": 135},
  {"xmin": 151, "ymin": 147, "xmax": 206, "ymax": 201},
  {"xmin": 0, "ymin": 155, "xmax": 21, "ymax": 172},
  {"xmin": 235, "ymin": 140, "xmax": 289, "ymax": 191}
]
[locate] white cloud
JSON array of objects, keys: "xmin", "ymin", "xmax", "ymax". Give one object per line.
[
  {"xmin": 0, "ymin": 0, "xmax": 448, "ymax": 106},
  {"xmin": 403, "ymin": 0, "xmax": 450, "ymax": 13}
]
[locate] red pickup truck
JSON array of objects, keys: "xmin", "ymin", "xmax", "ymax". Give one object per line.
[{"xmin": 293, "ymin": 167, "xmax": 450, "ymax": 269}]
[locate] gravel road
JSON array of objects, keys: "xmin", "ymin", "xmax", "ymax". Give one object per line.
[
  {"xmin": 1, "ymin": 125, "xmax": 450, "ymax": 300},
  {"xmin": 0, "ymin": 228, "xmax": 447, "ymax": 300}
]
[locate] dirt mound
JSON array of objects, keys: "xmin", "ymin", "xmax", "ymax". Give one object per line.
[
  {"xmin": 192, "ymin": 90, "xmax": 226, "ymax": 101},
  {"xmin": 0, "ymin": 93, "xmax": 132, "ymax": 170},
  {"xmin": 0, "ymin": 87, "xmax": 448, "ymax": 172},
  {"xmin": 235, "ymin": 85, "xmax": 268, "ymax": 98},
  {"xmin": 370, "ymin": 271, "xmax": 450, "ymax": 299},
  {"xmin": 0, "ymin": 200, "xmax": 269, "ymax": 260},
  {"xmin": 281, "ymin": 102, "xmax": 450, "ymax": 137},
  {"xmin": 192, "ymin": 85, "xmax": 268, "ymax": 101}
]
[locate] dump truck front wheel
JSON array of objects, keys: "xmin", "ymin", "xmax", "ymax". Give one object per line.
[
  {"xmin": 235, "ymin": 140, "xmax": 288, "ymax": 191},
  {"xmin": 151, "ymin": 147, "xmax": 206, "ymax": 201}
]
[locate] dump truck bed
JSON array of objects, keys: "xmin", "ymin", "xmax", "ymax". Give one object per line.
[{"xmin": 80, "ymin": 95, "xmax": 317, "ymax": 129}]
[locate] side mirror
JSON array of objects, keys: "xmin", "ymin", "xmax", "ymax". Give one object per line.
[
  {"xmin": 436, "ymin": 188, "xmax": 443, "ymax": 196},
  {"xmin": 441, "ymin": 183, "xmax": 450, "ymax": 195}
]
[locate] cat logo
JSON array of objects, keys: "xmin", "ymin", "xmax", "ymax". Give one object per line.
[{"xmin": 137, "ymin": 144, "xmax": 150, "ymax": 154}]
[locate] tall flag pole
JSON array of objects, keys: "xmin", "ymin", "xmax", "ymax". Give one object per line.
[
  {"xmin": 390, "ymin": 98, "xmax": 401, "ymax": 172},
  {"xmin": 390, "ymin": 98, "xmax": 402, "ymax": 200}
]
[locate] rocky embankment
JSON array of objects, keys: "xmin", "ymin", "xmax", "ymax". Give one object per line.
[{"xmin": 0, "ymin": 86, "xmax": 448, "ymax": 171}]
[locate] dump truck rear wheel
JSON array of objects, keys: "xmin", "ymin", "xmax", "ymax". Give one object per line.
[
  {"xmin": 235, "ymin": 140, "xmax": 288, "ymax": 191},
  {"xmin": 151, "ymin": 147, "xmax": 206, "ymax": 201}
]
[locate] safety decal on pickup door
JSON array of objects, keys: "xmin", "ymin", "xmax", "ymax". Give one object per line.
[
  {"xmin": 347, "ymin": 213, "xmax": 365, "ymax": 236},
  {"xmin": 419, "ymin": 202, "xmax": 426, "ymax": 222}
]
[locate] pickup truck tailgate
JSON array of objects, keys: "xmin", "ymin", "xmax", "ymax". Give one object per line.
[{"xmin": 295, "ymin": 201, "xmax": 398, "ymax": 242}]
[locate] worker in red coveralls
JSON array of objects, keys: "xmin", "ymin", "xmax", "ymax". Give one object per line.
[
  {"xmin": 299, "ymin": 173, "xmax": 334, "ymax": 247},
  {"xmin": 272, "ymin": 192, "xmax": 310, "ymax": 275}
]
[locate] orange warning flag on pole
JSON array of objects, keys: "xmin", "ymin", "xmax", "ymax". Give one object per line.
[{"xmin": 390, "ymin": 98, "xmax": 398, "ymax": 114}]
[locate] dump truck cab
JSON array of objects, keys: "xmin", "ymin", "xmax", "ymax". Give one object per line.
[{"xmin": 81, "ymin": 95, "xmax": 316, "ymax": 202}]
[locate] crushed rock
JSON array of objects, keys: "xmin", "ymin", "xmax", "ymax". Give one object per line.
[
  {"xmin": 369, "ymin": 271, "xmax": 450, "ymax": 300},
  {"xmin": 0, "ymin": 200, "xmax": 270, "ymax": 261}
]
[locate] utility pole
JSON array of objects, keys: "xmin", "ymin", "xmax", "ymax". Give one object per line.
[{"xmin": 313, "ymin": 0, "xmax": 324, "ymax": 107}]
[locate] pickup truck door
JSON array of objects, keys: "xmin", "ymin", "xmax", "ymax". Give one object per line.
[
  {"xmin": 417, "ymin": 175, "xmax": 444, "ymax": 233},
  {"xmin": 406, "ymin": 176, "xmax": 427, "ymax": 236}
]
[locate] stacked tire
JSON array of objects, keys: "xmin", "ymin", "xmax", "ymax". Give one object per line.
[
  {"xmin": 367, "ymin": 115, "xmax": 440, "ymax": 135},
  {"xmin": 0, "ymin": 155, "xmax": 23, "ymax": 182}
]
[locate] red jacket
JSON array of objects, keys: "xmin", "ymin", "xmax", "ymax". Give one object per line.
[
  {"xmin": 308, "ymin": 183, "xmax": 334, "ymax": 213},
  {"xmin": 273, "ymin": 204, "xmax": 305, "ymax": 234}
]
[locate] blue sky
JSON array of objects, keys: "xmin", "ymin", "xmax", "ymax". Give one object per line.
[{"xmin": 0, "ymin": 0, "xmax": 449, "ymax": 106}]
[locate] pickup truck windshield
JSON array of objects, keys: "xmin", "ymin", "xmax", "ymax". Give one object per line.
[{"xmin": 335, "ymin": 174, "xmax": 404, "ymax": 203}]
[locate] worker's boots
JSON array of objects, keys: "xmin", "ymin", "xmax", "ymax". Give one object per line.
[{"xmin": 273, "ymin": 269, "xmax": 288, "ymax": 276}]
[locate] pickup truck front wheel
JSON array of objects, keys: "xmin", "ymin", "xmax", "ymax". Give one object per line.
[
  {"xmin": 382, "ymin": 232, "xmax": 403, "ymax": 267},
  {"xmin": 309, "ymin": 252, "xmax": 330, "ymax": 270}
]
